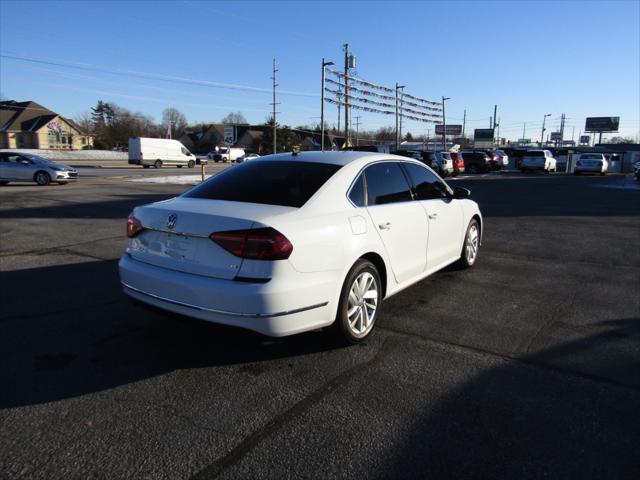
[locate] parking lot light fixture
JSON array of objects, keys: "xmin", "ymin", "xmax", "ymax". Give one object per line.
[{"xmin": 541, "ymin": 113, "xmax": 552, "ymax": 146}]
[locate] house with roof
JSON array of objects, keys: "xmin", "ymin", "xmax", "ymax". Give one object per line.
[{"xmin": 0, "ymin": 100, "xmax": 94, "ymax": 150}]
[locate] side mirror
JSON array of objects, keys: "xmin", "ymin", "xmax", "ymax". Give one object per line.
[{"xmin": 452, "ymin": 186, "xmax": 470, "ymax": 199}]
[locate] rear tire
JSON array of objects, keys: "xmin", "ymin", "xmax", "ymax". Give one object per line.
[
  {"xmin": 34, "ymin": 171, "xmax": 51, "ymax": 186},
  {"xmin": 457, "ymin": 219, "xmax": 480, "ymax": 269},
  {"xmin": 332, "ymin": 259, "xmax": 381, "ymax": 344},
  {"xmin": 177, "ymin": 165, "xmax": 182, "ymax": 168},
  {"xmin": 600, "ymin": 172, "xmax": 606, "ymax": 176},
  {"xmin": 154, "ymin": 160, "xmax": 162, "ymax": 169},
  {"xmin": 58, "ymin": 181, "xmax": 68, "ymax": 185},
  {"xmin": 0, "ymin": 181, "xmax": 9, "ymax": 186},
  {"xmin": 188, "ymin": 160, "xmax": 195, "ymax": 168},
  {"xmin": 143, "ymin": 165, "xmax": 150, "ymax": 169}
]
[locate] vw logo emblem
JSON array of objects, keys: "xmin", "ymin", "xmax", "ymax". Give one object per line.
[{"xmin": 166, "ymin": 214, "xmax": 177, "ymax": 230}]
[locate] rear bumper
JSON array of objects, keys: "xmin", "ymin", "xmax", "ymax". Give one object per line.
[{"xmin": 118, "ymin": 254, "xmax": 337, "ymax": 337}]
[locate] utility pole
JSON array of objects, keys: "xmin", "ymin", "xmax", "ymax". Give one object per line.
[
  {"xmin": 399, "ymin": 91, "xmax": 404, "ymax": 142},
  {"xmin": 462, "ymin": 109, "xmax": 466, "ymax": 137},
  {"xmin": 496, "ymin": 117, "xmax": 500, "ymax": 146},
  {"xmin": 320, "ymin": 58, "xmax": 334, "ymax": 151},
  {"xmin": 343, "ymin": 43, "xmax": 350, "ymax": 146},
  {"xmin": 493, "ymin": 105, "xmax": 497, "ymax": 129},
  {"xmin": 522, "ymin": 122, "xmax": 526, "ymax": 142},
  {"xmin": 395, "ymin": 83, "xmax": 405, "ymax": 150},
  {"xmin": 442, "ymin": 96, "xmax": 451, "ymax": 151},
  {"xmin": 489, "ymin": 116, "xmax": 493, "ymax": 128},
  {"xmin": 559, "ymin": 113, "xmax": 565, "ymax": 148},
  {"xmin": 270, "ymin": 58, "xmax": 279, "ymax": 154},
  {"xmin": 354, "ymin": 116, "xmax": 361, "ymax": 146}
]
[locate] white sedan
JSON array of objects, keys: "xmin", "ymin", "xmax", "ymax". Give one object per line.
[
  {"xmin": 574, "ymin": 153, "xmax": 608, "ymax": 175},
  {"xmin": 119, "ymin": 151, "xmax": 482, "ymax": 343}
]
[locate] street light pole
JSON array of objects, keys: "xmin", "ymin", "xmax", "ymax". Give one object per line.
[
  {"xmin": 320, "ymin": 58, "xmax": 334, "ymax": 152},
  {"xmin": 442, "ymin": 96, "xmax": 451, "ymax": 150},
  {"xmin": 540, "ymin": 113, "xmax": 551, "ymax": 147}
]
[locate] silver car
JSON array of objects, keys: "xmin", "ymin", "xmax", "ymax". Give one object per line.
[{"xmin": 0, "ymin": 152, "xmax": 78, "ymax": 185}]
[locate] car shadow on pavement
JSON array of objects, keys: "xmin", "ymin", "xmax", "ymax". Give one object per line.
[
  {"xmin": 0, "ymin": 193, "xmax": 179, "ymax": 220},
  {"xmin": 374, "ymin": 316, "xmax": 640, "ymax": 479},
  {"xmin": 0, "ymin": 259, "xmax": 345, "ymax": 409}
]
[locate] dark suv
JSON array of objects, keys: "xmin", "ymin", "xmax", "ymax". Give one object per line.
[{"xmin": 460, "ymin": 151, "xmax": 491, "ymax": 173}]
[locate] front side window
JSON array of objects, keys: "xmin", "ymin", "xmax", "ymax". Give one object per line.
[
  {"xmin": 364, "ymin": 162, "xmax": 412, "ymax": 206},
  {"xmin": 403, "ymin": 163, "xmax": 450, "ymax": 200},
  {"xmin": 184, "ymin": 161, "xmax": 341, "ymax": 208}
]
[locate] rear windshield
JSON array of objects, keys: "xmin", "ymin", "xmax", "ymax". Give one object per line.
[
  {"xmin": 184, "ymin": 160, "xmax": 342, "ymax": 208},
  {"xmin": 526, "ymin": 151, "xmax": 545, "ymax": 157}
]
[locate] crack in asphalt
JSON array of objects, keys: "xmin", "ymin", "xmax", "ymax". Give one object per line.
[
  {"xmin": 377, "ymin": 324, "xmax": 640, "ymax": 392},
  {"xmin": 0, "ymin": 235, "xmax": 123, "ymax": 258},
  {"xmin": 189, "ymin": 336, "xmax": 400, "ymax": 480}
]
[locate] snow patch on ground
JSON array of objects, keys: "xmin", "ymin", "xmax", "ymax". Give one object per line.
[{"xmin": 129, "ymin": 175, "xmax": 211, "ymax": 185}]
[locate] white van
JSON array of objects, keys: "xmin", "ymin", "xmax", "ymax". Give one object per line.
[{"xmin": 128, "ymin": 138, "xmax": 197, "ymax": 168}]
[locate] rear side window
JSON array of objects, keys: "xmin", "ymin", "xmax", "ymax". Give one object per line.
[
  {"xmin": 403, "ymin": 163, "xmax": 450, "ymax": 200},
  {"xmin": 364, "ymin": 162, "xmax": 413, "ymax": 205},
  {"xmin": 348, "ymin": 174, "xmax": 365, "ymax": 207},
  {"xmin": 184, "ymin": 161, "xmax": 341, "ymax": 208}
]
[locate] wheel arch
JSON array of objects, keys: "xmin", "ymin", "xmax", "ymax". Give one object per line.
[
  {"xmin": 359, "ymin": 252, "xmax": 388, "ymax": 299},
  {"xmin": 33, "ymin": 170, "xmax": 50, "ymax": 182}
]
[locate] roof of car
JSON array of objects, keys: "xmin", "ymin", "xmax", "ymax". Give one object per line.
[{"xmin": 255, "ymin": 150, "xmax": 405, "ymax": 166}]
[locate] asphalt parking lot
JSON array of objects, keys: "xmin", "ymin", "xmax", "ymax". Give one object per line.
[{"xmin": 1, "ymin": 171, "xmax": 639, "ymax": 479}]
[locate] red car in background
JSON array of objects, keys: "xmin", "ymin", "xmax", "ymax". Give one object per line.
[{"xmin": 450, "ymin": 152, "xmax": 466, "ymax": 176}]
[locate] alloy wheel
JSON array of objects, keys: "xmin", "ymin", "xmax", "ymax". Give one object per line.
[
  {"xmin": 466, "ymin": 224, "xmax": 479, "ymax": 264},
  {"xmin": 346, "ymin": 272, "xmax": 378, "ymax": 336}
]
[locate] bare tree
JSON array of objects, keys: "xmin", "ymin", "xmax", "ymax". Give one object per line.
[
  {"xmin": 73, "ymin": 111, "xmax": 94, "ymax": 134},
  {"xmin": 162, "ymin": 107, "xmax": 187, "ymax": 138},
  {"xmin": 222, "ymin": 112, "xmax": 248, "ymax": 124}
]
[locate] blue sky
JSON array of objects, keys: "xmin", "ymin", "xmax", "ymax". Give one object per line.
[{"xmin": 1, "ymin": 0, "xmax": 639, "ymax": 141}]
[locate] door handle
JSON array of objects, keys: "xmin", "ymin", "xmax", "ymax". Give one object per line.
[
  {"xmin": 378, "ymin": 222, "xmax": 392, "ymax": 230},
  {"xmin": 428, "ymin": 213, "xmax": 438, "ymax": 220}
]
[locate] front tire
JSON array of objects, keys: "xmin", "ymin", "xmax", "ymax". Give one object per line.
[
  {"xmin": 188, "ymin": 160, "xmax": 195, "ymax": 168},
  {"xmin": 34, "ymin": 171, "xmax": 50, "ymax": 186},
  {"xmin": 333, "ymin": 259, "xmax": 381, "ymax": 344},
  {"xmin": 458, "ymin": 219, "xmax": 480, "ymax": 269},
  {"xmin": 154, "ymin": 160, "xmax": 162, "ymax": 169}
]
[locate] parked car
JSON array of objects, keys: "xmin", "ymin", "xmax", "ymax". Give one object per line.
[
  {"xmin": 207, "ymin": 147, "xmax": 245, "ymax": 163},
  {"xmin": 421, "ymin": 151, "xmax": 454, "ymax": 177},
  {"xmin": 391, "ymin": 150, "xmax": 423, "ymax": 161},
  {"xmin": 236, "ymin": 153, "xmax": 260, "ymax": 164},
  {"xmin": 128, "ymin": 138, "xmax": 197, "ymax": 169},
  {"xmin": 573, "ymin": 153, "xmax": 608, "ymax": 176},
  {"xmin": 460, "ymin": 151, "xmax": 491, "ymax": 174},
  {"xmin": 450, "ymin": 152, "xmax": 465, "ymax": 175},
  {"xmin": 489, "ymin": 150, "xmax": 509, "ymax": 170},
  {"xmin": 633, "ymin": 160, "xmax": 640, "ymax": 181},
  {"xmin": 0, "ymin": 152, "xmax": 78, "ymax": 186},
  {"xmin": 520, "ymin": 150, "xmax": 557, "ymax": 173},
  {"xmin": 119, "ymin": 151, "xmax": 482, "ymax": 343}
]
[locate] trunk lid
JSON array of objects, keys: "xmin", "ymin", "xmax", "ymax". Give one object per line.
[{"xmin": 128, "ymin": 197, "xmax": 296, "ymax": 280}]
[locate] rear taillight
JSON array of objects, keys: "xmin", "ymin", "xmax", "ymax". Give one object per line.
[
  {"xmin": 210, "ymin": 227, "xmax": 293, "ymax": 260},
  {"xmin": 127, "ymin": 214, "xmax": 144, "ymax": 238},
  {"xmin": 139, "ymin": 152, "xmax": 144, "ymax": 160}
]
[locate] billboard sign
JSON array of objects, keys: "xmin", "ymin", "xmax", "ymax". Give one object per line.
[
  {"xmin": 435, "ymin": 124, "xmax": 462, "ymax": 136},
  {"xmin": 585, "ymin": 117, "xmax": 619, "ymax": 132},
  {"xmin": 473, "ymin": 128, "xmax": 494, "ymax": 147},
  {"xmin": 550, "ymin": 132, "xmax": 562, "ymax": 141},
  {"xmin": 580, "ymin": 135, "xmax": 591, "ymax": 144},
  {"xmin": 518, "ymin": 138, "xmax": 531, "ymax": 144}
]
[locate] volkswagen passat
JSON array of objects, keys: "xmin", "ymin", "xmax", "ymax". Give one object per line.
[{"xmin": 119, "ymin": 151, "xmax": 482, "ymax": 343}]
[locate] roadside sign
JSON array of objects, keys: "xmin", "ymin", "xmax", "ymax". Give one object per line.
[
  {"xmin": 550, "ymin": 132, "xmax": 562, "ymax": 141},
  {"xmin": 223, "ymin": 125, "xmax": 235, "ymax": 145},
  {"xmin": 518, "ymin": 138, "xmax": 531, "ymax": 143},
  {"xmin": 580, "ymin": 135, "xmax": 591, "ymax": 144},
  {"xmin": 435, "ymin": 124, "xmax": 462, "ymax": 136}
]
